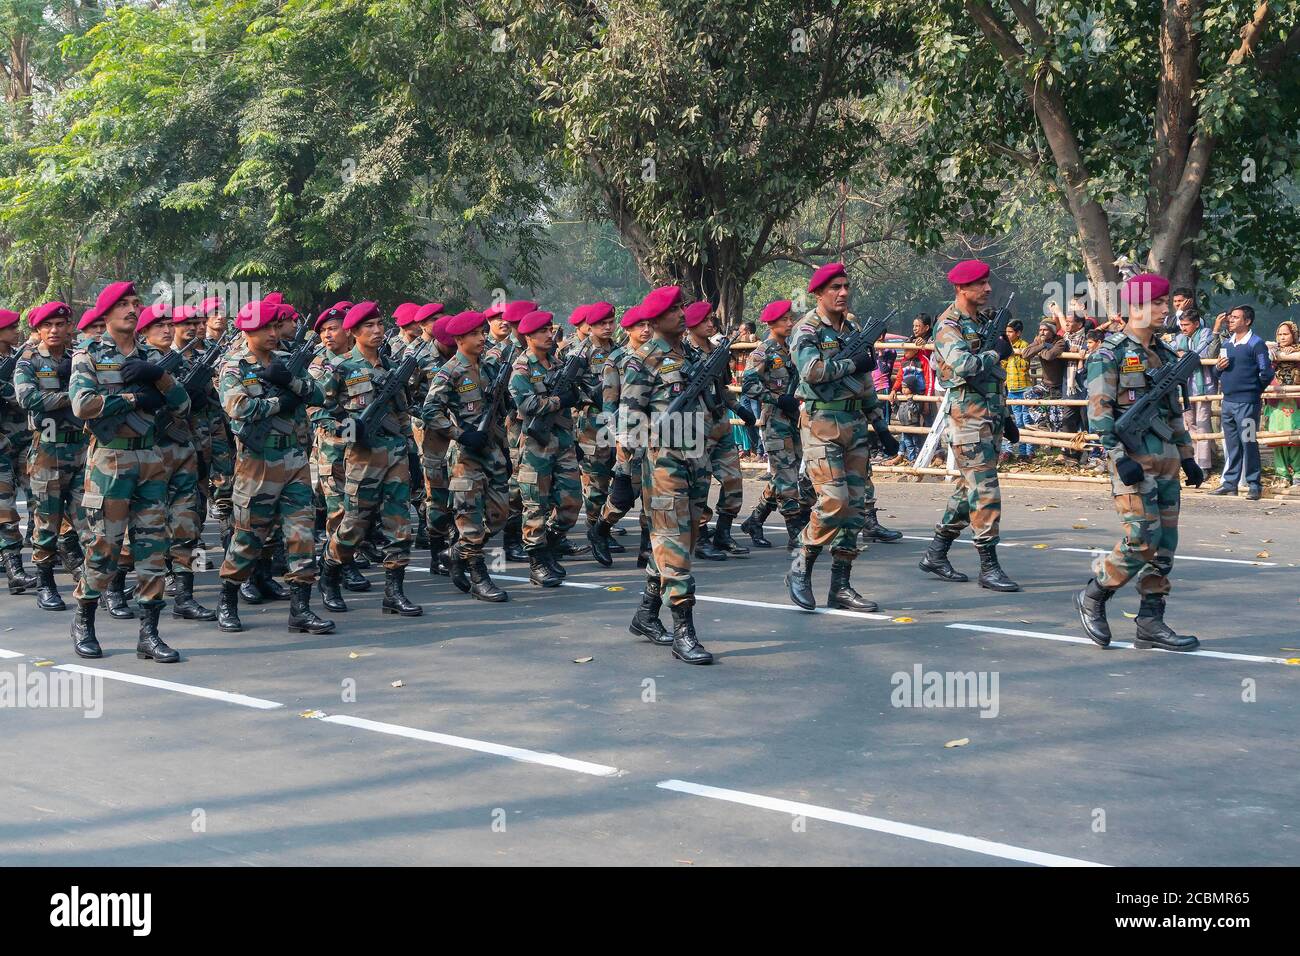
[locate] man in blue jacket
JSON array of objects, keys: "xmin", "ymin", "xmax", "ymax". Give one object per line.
[{"xmin": 1209, "ymin": 306, "xmax": 1274, "ymax": 499}]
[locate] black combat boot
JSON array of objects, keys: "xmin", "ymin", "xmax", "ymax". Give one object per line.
[
  {"xmin": 918, "ymin": 531, "xmax": 969, "ymax": 582},
  {"xmin": 319, "ymin": 560, "xmax": 348, "ymax": 613},
  {"xmin": 4, "ymin": 549, "xmax": 34, "ymax": 593},
  {"xmin": 382, "ymin": 567, "xmax": 423, "ymax": 616},
  {"xmin": 828, "ymin": 559, "xmax": 879, "ymax": 612},
  {"xmin": 469, "ymin": 555, "xmax": 508, "ymax": 603},
  {"xmin": 604, "ymin": 521, "xmax": 626, "ymax": 552},
  {"xmin": 103, "ymin": 569, "xmax": 136, "ymax": 619},
  {"xmin": 587, "ymin": 519, "xmax": 614, "ymax": 567},
  {"xmin": 694, "ymin": 521, "xmax": 728, "ymax": 561},
  {"xmin": 414, "ymin": 511, "xmax": 429, "ymax": 550},
  {"xmin": 503, "ymin": 515, "xmax": 528, "ymax": 563},
  {"xmin": 670, "ymin": 603, "xmax": 713, "ymax": 664},
  {"xmin": 1134, "ymin": 595, "xmax": 1200, "ymax": 652},
  {"xmin": 72, "ymin": 600, "xmax": 101, "ymax": 658},
  {"xmin": 1074, "ymin": 578, "xmax": 1115, "ymax": 647},
  {"xmin": 784, "ymin": 513, "xmax": 806, "ymax": 552},
  {"xmin": 861, "ymin": 507, "xmax": 903, "ymax": 542},
  {"xmin": 172, "ymin": 570, "xmax": 216, "ymax": 621},
  {"xmin": 136, "ymin": 604, "xmax": 179, "ymax": 663},
  {"xmin": 313, "ymin": 507, "xmax": 327, "ymax": 546},
  {"xmin": 635, "ymin": 525, "xmax": 652, "ymax": 569},
  {"xmin": 217, "ymin": 580, "xmax": 243, "ymax": 632},
  {"xmin": 164, "ymin": 558, "xmax": 176, "ymax": 597},
  {"xmin": 271, "ymin": 541, "xmax": 289, "ymax": 577},
  {"xmin": 240, "ymin": 569, "xmax": 265, "ymax": 604},
  {"xmin": 447, "ymin": 549, "xmax": 471, "ymax": 593},
  {"xmin": 288, "ymin": 582, "xmax": 335, "ymax": 634},
  {"xmin": 36, "ymin": 562, "xmax": 66, "ymax": 611},
  {"xmin": 352, "ymin": 548, "xmax": 371, "ymax": 569},
  {"xmin": 740, "ymin": 502, "xmax": 774, "ymax": 548},
  {"xmin": 59, "ymin": 530, "xmax": 85, "ymax": 574},
  {"xmin": 629, "ymin": 578, "xmax": 672, "ymax": 645},
  {"xmin": 528, "ymin": 547, "xmax": 562, "ymax": 587},
  {"xmin": 257, "ymin": 558, "xmax": 289, "ymax": 600},
  {"xmin": 342, "ymin": 561, "xmax": 372, "ymax": 592},
  {"xmin": 428, "ymin": 533, "xmax": 449, "ymax": 575},
  {"xmin": 976, "ymin": 543, "xmax": 1020, "ymax": 592},
  {"xmin": 786, "ymin": 546, "xmax": 820, "ymax": 610},
  {"xmin": 712, "ymin": 514, "xmax": 749, "ymax": 557},
  {"xmin": 549, "ymin": 530, "xmax": 588, "ymax": 560},
  {"xmin": 543, "ymin": 531, "xmax": 569, "ymax": 578}
]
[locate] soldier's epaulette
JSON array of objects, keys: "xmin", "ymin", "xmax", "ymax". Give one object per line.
[{"xmin": 1103, "ymin": 331, "xmax": 1127, "ymax": 348}]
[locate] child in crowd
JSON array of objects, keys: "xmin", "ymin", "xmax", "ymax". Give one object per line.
[{"xmin": 894, "ymin": 372, "xmax": 925, "ymax": 462}]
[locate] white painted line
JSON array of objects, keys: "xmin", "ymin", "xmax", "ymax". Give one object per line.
[
  {"xmin": 0, "ymin": 647, "xmax": 25, "ymax": 659},
  {"xmin": 54, "ymin": 663, "xmax": 284, "ymax": 709},
  {"xmin": 1053, "ymin": 547, "xmax": 1276, "ymax": 567},
  {"xmin": 320, "ymin": 713, "xmax": 619, "ymax": 777},
  {"xmin": 897, "ymin": 533, "xmax": 1022, "ymax": 548},
  {"xmin": 657, "ymin": 779, "xmax": 1107, "ymax": 867},
  {"xmin": 947, "ymin": 623, "xmax": 1297, "ymax": 666},
  {"xmin": 692, "ymin": 593, "xmax": 893, "ymax": 621}
]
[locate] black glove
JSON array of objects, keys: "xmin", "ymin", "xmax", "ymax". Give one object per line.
[
  {"xmin": 257, "ymin": 361, "xmax": 293, "ymax": 389},
  {"xmin": 1181, "ymin": 458, "xmax": 1205, "ymax": 488},
  {"xmin": 851, "ymin": 350, "xmax": 875, "ymax": 375},
  {"xmin": 184, "ymin": 381, "xmax": 209, "ymax": 411},
  {"xmin": 735, "ymin": 403, "xmax": 756, "ymax": 427},
  {"xmin": 56, "ymin": 356, "xmax": 73, "ymax": 381},
  {"xmin": 1116, "ymin": 456, "xmax": 1145, "ymax": 487},
  {"xmin": 121, "ymin": 358, "xmax": 163, "ymax": 384},
  {"xmin": 1003, "ymin": 415, "xmax": 1019, "ymax": 444},
  {"xmin": 574, "ymin": 443, "xmax": 586, "ymax": 463},
  {"xmin": 873, "ymin": 419, "xmax": 900, "ymax": 457},
  {"xmin": 277, "ymin": 390, "xmax": 302, "ymax": 413},
  {"xmin": 131, "ymin": 387, "xmax": 166, "ymax": 412},
  {"xmin": 609, "ymin": 473, "xmax": 635, "ymax": 511},
  {"xmin": 776, "ymin": 394, "xmax": 801, "ymax": 418},
  {"xmin": 458, "ymin": 427, "xmax": 489, "ymax": 452},
  {"xmin": 992, "ymin": 335, "xmax": 1014, "ymax": 362},
  {"xmin": 556, "ymin": 386, "xmax": 579, "ymax": 409}
]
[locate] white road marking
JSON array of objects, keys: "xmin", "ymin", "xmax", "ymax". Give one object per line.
[
  {"xmin": 1053, "ymin": 547, "xmax": 1276, "ymax": 567},
  {"xmin": 656, "ymin": 779, "xmax": 1107, "ymax": 867},
  {"xmin": 54, "ymin": 663, "xmax": 284, "ymax": 709},
  {"xmin": 319, "ymin": 713, "xmax": 619, "ymax": 777},
  {"xmin": 0, "ymin": 647, "xmax": 25, "ymax": 659},
  {"xmin": 947, "ymin": 623, "xmax": 1298, "ymax": 666}
]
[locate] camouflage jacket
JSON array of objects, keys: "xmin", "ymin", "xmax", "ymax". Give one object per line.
[
  {"xmin": 14, "ymin": 343, "xmax": 81, "ymax": 438},
  {"xmin": 741, "ymin": 337, "xmax": 794, "ymax": 405},
  {"xmin": 509, "ymin": 350, "xmax": 572, "ymax": 438},
  {"xmin": 621, "ymin": 334, "xmax": 692, "ymax": 460},
  {"xmin": 322, "ymin": 344, "xmax": 414, "ymax": 447},
  {"xmin": 790, "ymin": 309, "xmax": 881, "ymax": 415},
  {"xmin": 423, "ymin": 350, "xmax": 501, "ymax": 448},
  {"xmin": 685, "ymin": 336, "xmax": 738, "ymax": 423},
  {"xmin": 933, "ymin": 303, "xmax": 1006, "ymax": 434},
  {"xmin": 0, "ymin": 347, "xmax": 30, "ymax": 448},
  {"xmin": 1086, "ymin": 330, "xmax": 1193, "ymax": 462},
  {"xmin": 218, "ymin": 347, "xmax": 323, "ymax": 444},
  {"xmin": 307, "ymin": 347, "xmax": 352, "ymax": 437},
  {"xmin": 70, "ymin": 334, "xmax": 190, "ymax": 441}
]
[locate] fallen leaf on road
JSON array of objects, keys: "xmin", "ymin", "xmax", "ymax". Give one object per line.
[
  {"xmin": 32, "ymin": 660, "xmax": 53, "ymax": 667},
  {"xmin": 299, "ymin": 710, "xmax": 325, "ymax": 719},
  {"xmin": 1256, "ymin": 552, "xmax": 1270, "ymax": 559},
  {"xmin": 391, "ymin": 680, "xmax": 404, "ymax": 688},
  {"xmin": 1286, "ymin": 660, "xmax": 1300, "ymax": 667},
  {"xmin": 1033, "ymin": 543, "xmax": 1049, "ymax": 549},
  {"xmin": 348, "ymin": 651, "xmax": 361, "ymax": 659},
  {"xmin": 676, "ymin": 859, "xmax": 694, "ymax": 865},
  {"xmin": 892, "ymin": 617, "xmax": 914, "ymax": 624},
  {"xmin": 1122, "ymin": 612, "xmax": 1137, "ymax": 619},
  {"xmin": 605, "ymin": 586, "xmax": 624, "ymax": 592},
  {"xmin": 573, "ymin": 656, "xmax": 594, "ymax": 664},
  {"xmin": 1227, "ymin": 529, "xmax": 1242, "ymax": 534},
  {"xmin": 944, "ymin": 738, "xmax": 970, "ymax": 749},
  {"xmin": 1072, "ymin": 524, "xmax": 1088, "ymax": 529}
]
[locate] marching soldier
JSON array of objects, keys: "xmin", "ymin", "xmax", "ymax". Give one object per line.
[
  {"xmin": 1075, "ymin": 273, "xmax": 1203, "ymax": 651},
  {"xmin": 589, "ymin": 306, "xmax": 656, "ymax": 567},
  {"xmin": 740, "ymin": 299, "xmax": 811, "ymax": 550},
  {"xmin": 77, "ymin": 309, "xmax": 107, "ymax": 344},
  {"xmin": 917, "ymin": 260, "xmax": 1019, "ymax": 592},
  {"xmin": 573, "ymin": 303, "xmax": 622, "ymax": 561},
  {"xmin": 408, "ymin": 303, "xmax": 456, "ymax": 574},
  {"xmin": 214, "ymin": 300, "xmax": 333, "ymax": 635},
  {"xmin": 394, "ymin": 302, "xmax": 434, "ymax": 549},
  {"xmin": 492, "ymin": 300, "xmax": 537, "ymax": 564},
  {"xmin": 425, "ymin": 310, "xmax": 511, "ymax": 602},
  {"xmin": 785, "ymin": 263, "xmax": 899, "ymax": 613},
  {"xmin": 508, "ymin": 310, "xmax": 584, "ymax": 587},
  {"xmin": 611, "ymin": 285, "xmax": 712, "ymax": 664},
  {"xmin": 683, "ymin": 301, "xmax": 754, "ymax": 559},
  {"xmin": 0, "ymin": 309, "xmax": 36, "ymax": 594},
  {"xmin": 15, "ymin": 301, "xmax": 84, "ymax": 609},
  {"xmin": 138, "ymin": 305, "xmax": 215, "ymax": 621},
  {"xmin": 68, "ymin": 281, "xmax": 190, "ymax": 662},
  {"xmin": 197, "ymin": 296, "xmax": 235, "ymax": 535},
  {"xmin": 317, "ymin": 302, "xmax": 422, "ymax": 617}
]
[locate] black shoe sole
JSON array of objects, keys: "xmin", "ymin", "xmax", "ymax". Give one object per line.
[
  {"xmin": 289, "ymin": 623, "xmax": 336, "ymax": 633},
  {"xmin": 74, "ymin": 646, "xmax": 103, "ymax": 659},
  {"xmin": 136, "ymin": 652, "xmax": 179, "ymax": 663},
  {"xmin": 785, "ymin": 575, "xmax": 816, "ymax": 611},
  {"xmin": 978, "ymin": 579, "xmax": 1021, "ymax": 593},
  {"xmin": 829, "ymin": 600, "xmax": 879, "ymax": 613},
  {"xmin": 382, "ymin": 605, "xmax": 424, "ymax": 616},
  {"xmin": 1134, "ymin": 637, "xmax": 1200, "ymax": 651},
  {"xmin": 671, "ymin": 650, "xmax": 714, "ymax": 664},
  {"xmin": 471, "ymin": 591, "xmax": 509, "ymax": 603},
  {"xmin": 173, "ymin": 611, "xmax": 218, "ymax": 621},
  {"xmin": 1072, "ymin": 591, "xmax": 1111, "ymax": 647},
  {"xmin": 917, "ymin": 560, "xmax": 969, "ymax": 583},
  {"xmin": 39, "ymin": 602, "xmax": 67, "ymax": 611}
]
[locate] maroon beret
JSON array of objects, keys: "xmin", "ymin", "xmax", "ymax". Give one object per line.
[
  {"xmin": 262, "ymin": 292, "xmax": 283, "ymax": 306},
  {"xmin": 28, "ymin": 301, "xmax": 72, "ymax": 327},
  {"xmin": 482, "ymin": 302, "xmax": 507, "ymax": 320},
  {"xmin": 640, "ymin": 285, "xmax": 682, "ymax": 320},
  {"xmin": 519, "ymin": 310, "xmax": 554, "ymax": 336},
  {"xmin": 620, "ymin": 305, "xmax": 648, "ymax": 329},
  {"xmin": 77, "ymin": 308, "xmax": 101, "ymax": 332},
  {"xmin": 761, "ymin": 300, "xmax": 793, "ymax": 324},
  {"xmin": 313, "ymin": 300, "xmax": 353, "ymax": 331},
  {"xmin": 808, "ymin": 262, "xmax": 846, "ymax": 293},
  {"xmin": 585, "ymin": 301, "xmax": 615, "ymax": 325},
  {"xmin": 432, "ymin": 315, "xmax": 455, "ymax": 348},
  {"xmin": 234, "ymin": 300, "xmax": 281, "ymax": 332},
  {"xmin": 1122, "ymin": 273, "xmax": 1171, "ymax": 307},
  {"xmin": 446, "ymin": 310, "xmax": 487, "ymax": 337},
  {"xmin": 171, "ymin": 304, "xmax": 199, "ymax": 323},
  {"xmin": 86, "ymin": 281, "xmax": 137, "ymax": 323},
  {"xmin": 683, "ymin": 301, "xmax": 713, "ymax": 328},
  {"xmin": 341, "ymin": 301, "xmax": 380, "ymax": 331},
  {"xmin": 136, "ymin": 304, "xmax": 171, "ymax": 333},
  {"xmin": 393, "ymin": 302, "xmax": 420, "ymax": 327},
  {"xmin": 198, "ymin": 296, "xmax": 224, "ymax": 317},
  {"xmin": 414, "ymin": 302, "xmax": 444, "ymax": 323},
  {"xmin": 946, "ymin": 259, "xmax": 990, "ymax": 285},
  {"xmin": 567, "ymin": 305, "xmax": 589, "ymax": 327},
  {"xmin": 502, "ymin": 300, "xmax": 539, "ymax": 325},
  {"xmin": 0, "ymin": 309, "xmax": 20, "ymax": 330}
]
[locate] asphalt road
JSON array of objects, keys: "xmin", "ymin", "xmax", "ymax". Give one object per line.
[{"xmin": 1, "ymin": 479, "xmax": 1296, "ymax": 866}]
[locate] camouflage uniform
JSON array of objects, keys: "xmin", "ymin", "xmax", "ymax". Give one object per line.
[
  {"xmin": 70, "ymin": 335, "xmax": 189, "ymax": 606},
  {"xmin": 508, "ymin": 350, "xmax": 581, "ymax": 550},
  {"xmin": 154, "ymin": 354, "xmax": 203, "ymax": 572},
  {"xmin": 685, "ymin": 338, "xmax": 745, "ymax": 553},
  {"xmin": 576, "ymin": 338, "xmax": 616, "ymax": 523},
  {"xmin": 485, "ymin": 334, "xmax": 527, "ymax": 559},
  {"xmin": 403, "ymin": 337, "xmax": 452, "ymax": 545},
  {"xmin": 0, "ymin": 353, "xmax": 30, "ymax": 556},
  {"xmin": 200, "ymin": 335, "xmax": 235, "ymax": 527},
  {"xmin": 597, "ymin": 340, "xmax": 652, "ymax": 549},
  {"xmin": 308, "ymin": 346, "xmax": 351, "ymax": 544},
  {"xmin": 742, "ymin": 336, "xmax": 810, "ymax": 519}
]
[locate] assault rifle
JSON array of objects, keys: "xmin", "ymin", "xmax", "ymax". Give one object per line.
[
  {"xmin": 976, "ymin": 293, "xmax": 1016, "ymax": 350},
  {"xmin": 354, "ymin": 352, "xmax": 420, "ymax": 446},
  {"xmin": 807, "ymin": 308, "xmax": 897, "ymax": 402},
  {"xmin": 86, "ymin": 338, "xmax": 199, "ymax": 444},
  {"xmin": 240, "ymin": 318, "xmax": 316, "ymax": 453},
  {"xmin": 1113, "ymin": 349, "xmax": 1200, "ymax": 455},
  {"xmin": 665, "ymin": 335, "xmax": 735, "ymax": 417},
  {"xmin": 524, "ymin": 340, "xmax": 591, "ymax": 443},
  {"xmin": 179, "ymin": 326, "xmax": 238, "ymax": 395}
]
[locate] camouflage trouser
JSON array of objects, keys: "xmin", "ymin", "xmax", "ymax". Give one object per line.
[
  {"xmin": 599, "ymin": 443, "xmax": 650, "ymax": 532},
  {"xmin": 1093, "ymin": 446, "xmax": 1180, "ymax": 596},
  {"xmin": 517, "ymin": 431, "xmax": 581, "ymax": 549},
  {"xmin": 159, "ymin": 440, "xmax": 201, "ymax": 570},
  {"xmin": 506, "ymin": 414, "xmax": 524, "ymax": 521},
  {"xmin": 327, "ymin": 440, "xmax": 412, "ymax": 570},
  {"xmin": 937, "ymin": 419, "xmax": 1002, "ymax": 545},
  {"xmin": 74, "ymin": 443, "xmax": 170, "ymax": 606},
  {"xmin": 576, "ymin": 420, "xmax": 615, "ymax": 523},
  {"xmin": 27, "ymin": 438, "xmax": 87, "ymax": 565},
  {"xmin": 315, "ymin": 429, "xmax": 348, "ymax": 540},
  {"xmin": 208, "ymin": 416, "xmax": 234, "ymax": 520},
  {"xmin": 700, "ymin": 417, "xmax": 744, "ymax": 524},
  {"xmin": 450, "ymin": 441, "xmax": 511, "ymax": 559},
  {"xmin": 0, "ymin": 445, "xmax": 22, "ymax": 552},
  {"xmin": 419, "ymin": 428, "xmax": 452, "ymax": 536},
  {"xmin": 408, "ymin": 426, "xmax": 427, "ymax": 511},
  {"xmin": 642, "ymin": 448, "xmax": 709, "ymax": 607},
  {"xmin": 758, "ymin": 411, "xmax": 805, "ymax": 517},
  {"xmin": 219, "ymin": 440, "xmax": 316, "ymax": 584},
  {"xmin": 798, "ymin": 409, "xmax": 871, "ymax": 560}
]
